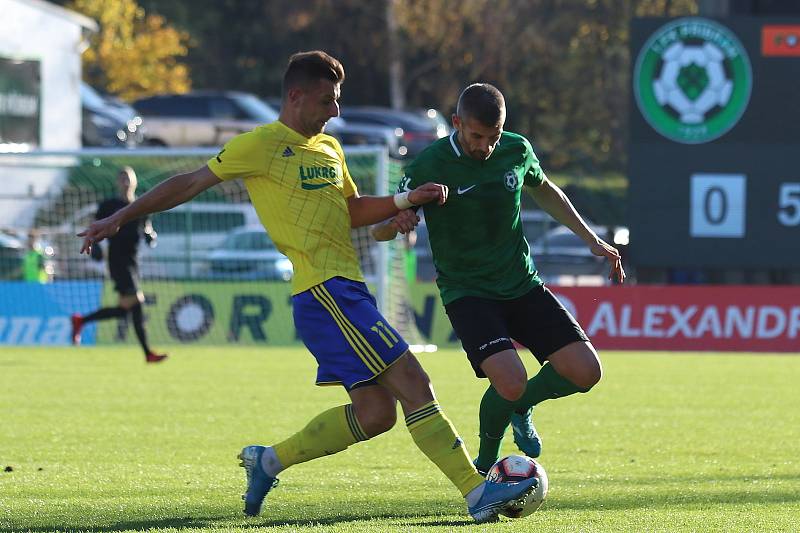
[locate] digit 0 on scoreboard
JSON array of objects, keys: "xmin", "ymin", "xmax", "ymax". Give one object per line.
[{"xmin": 690, "ymin": 174, "xmax": 746, "ymax": 238}]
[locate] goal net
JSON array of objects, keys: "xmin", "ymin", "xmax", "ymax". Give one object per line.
[{"xmin": 0, "ymin": 147, "xmax": 429, "ymax": 350}]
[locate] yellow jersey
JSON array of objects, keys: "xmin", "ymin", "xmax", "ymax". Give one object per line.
[{"xmin": 207, "ymin": 121, "xmax": 364, "ymax": 294}]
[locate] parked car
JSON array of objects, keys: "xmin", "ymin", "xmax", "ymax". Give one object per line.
[
  {"xmin": 0, "ymin": 232, "xmax": 24, "ymax": 279},
  {"xmin": 142, "ymin": 202, "xmax": 261, "ymax": 279},
  {"xmin": 339, "ymin": 107, "xmax": 446, "ymax": 157},
  {"xmin": 132, "ymin": 91, "xmax": 279, "ymax": 147},
  {"xmin": 81, "ymin": 83, "xmax": 144, "ymax": 148},
  {"xmin": 262, "ymin": 96, "xmax": 402, "ymax": 156},
  {"xmin": 46, "ymin": 201, "xmax": 259, "ymax": 280},
  {"xmin": 531, "ymin": 224, "xmax": 629, "ymax": 281},
  {"xmin": 199, "ymin": 225, "xmax": 293, "ymax": 281},
  {"xmin": 520, "ymin": 210, "xmax": 559, "ymax": 244},
  {"xmin": 415, "ymin": 108, "xmax": 451, "ymax": 138},
  {"xmin": 326, "ymin": 120, "xmax": 402, "ymax": 156}
]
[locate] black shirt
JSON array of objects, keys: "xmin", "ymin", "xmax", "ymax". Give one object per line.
[{"xmin": 96, "ymin": 198, "xmax": 149, "ymax": 265}]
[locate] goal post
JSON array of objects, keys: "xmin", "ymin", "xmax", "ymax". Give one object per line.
[{"xmin": 0, "ymin": 146, "xmax": 429, "ymax": 349}]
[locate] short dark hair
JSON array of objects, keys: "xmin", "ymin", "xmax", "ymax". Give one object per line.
[
  {"xmin": 282, "ymin": 50, "xmax": 345, "ymax": 98},
  {"xmin": 456, "ymin": 83, "xmax": 506, "ymax": 126}
]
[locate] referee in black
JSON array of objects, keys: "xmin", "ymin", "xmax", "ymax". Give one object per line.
[{"xmin": 71, "ymin": 166, "xmax": 167, "ymax": 363}]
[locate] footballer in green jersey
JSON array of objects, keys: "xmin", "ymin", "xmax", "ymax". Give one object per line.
[
  {"xmin": 374, "ymin": 83, "xmax": 625, "ymax": 473},
  {"xmin": 396, "ymin": 129, "xmax": 542, "ymax": 305}
]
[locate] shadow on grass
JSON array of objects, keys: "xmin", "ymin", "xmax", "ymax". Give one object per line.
[
  {"xmin": 6, "ymin": 474, "xmax": 799, "ymax": 531},
  {"xmin": 1, "ymin": 516, "xmax": 225, "ymax": 533},
  {"xmin": 256, "ymin": 514, "xmax": 473, "ymax": 529},
  {"xmin": 0, "ymin": 497, "xmax": 476, "ymax": 532},
  {"xmin": 1, "ymin": 513, "xmax": 474, "ymax": 533}
]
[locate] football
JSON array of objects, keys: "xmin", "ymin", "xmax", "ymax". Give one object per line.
[{"xmin": 486, "ymin": 455, "xmax": 548, "ymax": 518}]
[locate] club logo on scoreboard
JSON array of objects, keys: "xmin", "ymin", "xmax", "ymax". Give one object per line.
[{"xmin": 634, "ymin": 18, "xmax": 752, "ymax": 144}]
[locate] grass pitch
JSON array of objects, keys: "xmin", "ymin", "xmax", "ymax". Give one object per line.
[{"xmin": 1, "ymin": 347, "xmax": 798, "ymax": 532}]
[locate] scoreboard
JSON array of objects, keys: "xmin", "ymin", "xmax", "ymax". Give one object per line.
[{"xmin": 628, "ymin": 17, "xmax": 800, "ymax": 270}]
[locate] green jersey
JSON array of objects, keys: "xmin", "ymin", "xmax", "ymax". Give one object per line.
[{"xmin": 399, "ymin": 131, "xmax": 545, "ymax": 305}]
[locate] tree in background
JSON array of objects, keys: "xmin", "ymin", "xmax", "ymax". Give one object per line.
[
  {"xmin": 137, "ymin": 0, "xmax": 391, "ymax": 103},
  {"xmin": 395, "ymin": 0, "xmax": 699, "ymax": 172},
  {"xmin": 67, "ymin": 0, "xmax": 191, "ymax": 100},
  {"xmin": 98, "ymin": 0, "xmax": 698, "ymax": 172}
]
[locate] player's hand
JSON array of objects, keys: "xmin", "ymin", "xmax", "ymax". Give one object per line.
[
  {"xmin": 89, "ymin": 241, "xmax": 104, "ymax": 262},
  {"xmin": 590, "ymin": 239, "xmax": 626, "ymax": 284},
  {"xmin": 390, "ymin": 209, "xmax": 420, "ymax": 234},
  {"xmin": 145, "ymin": 229, "xmax": 158, "ymax": 248},
  {"xmin": 78, "ymin": 216, "xmax": 121, "ymax": 255},
  {"xmin": 409, "ymin": 182, "xmax": 448, "ymax": 206}
]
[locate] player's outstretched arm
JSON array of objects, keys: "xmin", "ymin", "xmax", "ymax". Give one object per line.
[
  {"xmin": 348, "ymin": 182, "xmax": 447, "ymax": 228},
  {"xmin": 527, "ymin": 177, "xmax": 625, "ymax": 283},
  {"xmin": 371, "ymin": 209, "xmax": 419, "ymax": 241},
  {"xmin": 78, "ymin": 165, "xmax": 222, "ymax": 254}
]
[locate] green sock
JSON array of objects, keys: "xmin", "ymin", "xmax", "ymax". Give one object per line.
[
  {"xmin": 475, "ymin": 385, "xmax": 510, "ymax": 471},
  {"xmin": 475, "ymin": 363, "xmax": 590, "ymax": 471},
  {"xmin": 511, "ymin": 362, "xmax": 590, "ymax": 411}
]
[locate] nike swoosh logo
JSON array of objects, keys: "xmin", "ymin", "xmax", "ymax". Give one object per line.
[
  {"xmin": 457, "ymin": 185, "xmax": 477, "ymax": 195},
  {"xmin": 301, "ymin": 182, "xmax": 335, "ymax": 190}
]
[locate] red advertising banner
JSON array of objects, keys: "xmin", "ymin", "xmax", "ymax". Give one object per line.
[
  {"xmin": 762, "ymin": 25, "xmax": 800, "ymax": 56},
  {"xmin": 550, "ymin": 286, "xmax": 800, "ymax": 353}
]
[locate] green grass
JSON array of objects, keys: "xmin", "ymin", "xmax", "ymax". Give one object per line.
[{"xmin": 1, "ymin": 347, "xmax": 799, "ymax": 532}]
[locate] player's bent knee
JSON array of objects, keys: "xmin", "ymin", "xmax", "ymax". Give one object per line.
[
  {"xmin": 353, "ymin": 398, "xmax": 397, "ymax": 437},
  {"xmin": 574, "ymin": 360, "xmax": 602, "ymax": 391},
  {"xmin": 482, "ymin": 349, "xmax": 527, "ymax": 401},
  {"xmin": 359, "ymin": 409, "xmax": 397, "ymax": 438},
  {"xmin": 118, "ymin": 295, "xmax": 139, "ymax": 310},
  {"xmin": 494, "ymin": 375, "xmax": 527, "ymax": 402}
]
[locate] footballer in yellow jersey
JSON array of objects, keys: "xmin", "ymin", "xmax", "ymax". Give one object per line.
[
  {"xmin": 208, "ymin": 120, "xmax": 363, "ymax": 295},
  {"xmin": 207, "ymin": 120, "xmax": 409, "ymax": 389}
]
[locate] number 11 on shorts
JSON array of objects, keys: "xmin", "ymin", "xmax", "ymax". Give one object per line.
[{"xmin": 371, "ymin": 320, "xmax": 399, "ymax": 348}]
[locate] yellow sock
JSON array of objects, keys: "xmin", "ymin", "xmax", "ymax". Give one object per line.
[
  {"xmin": 273, "ymin": 404, "xmax": 368, "ymax": 469},
  {"xmin": 406, "ymin": 401, "xmax": 485, "ymax": 497}
]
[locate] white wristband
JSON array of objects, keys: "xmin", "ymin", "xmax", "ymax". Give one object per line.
[{"xmin": 393, "ymin": 191, "xmax": 414, "ymax": 210}]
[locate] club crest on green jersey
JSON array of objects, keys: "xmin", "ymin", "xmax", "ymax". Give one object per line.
[
  {"xmin": 397, "ymin": 176, "xmax": 412, "ymax": 192},
  {"xmin": 504, "ymin": 170, "xmax": 520, "ymax": 192}
]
